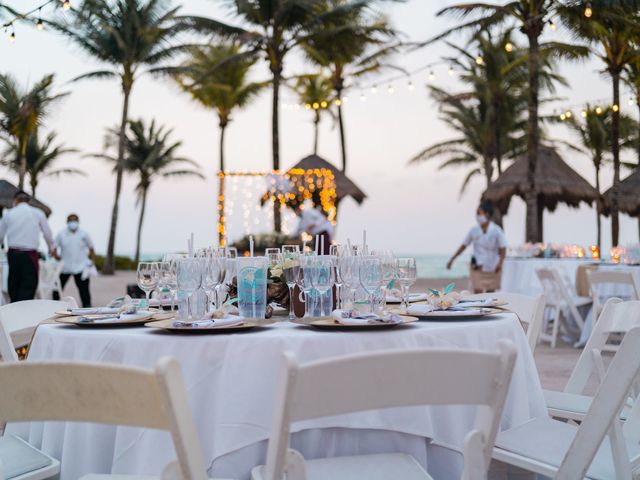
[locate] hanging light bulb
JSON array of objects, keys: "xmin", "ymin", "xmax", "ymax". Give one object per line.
[
  {"xmin": 595, "ymin": 106, "xmax": 603, "ymax": 115},
  {"xmin": 320, "ymin": 100, "xmax": 328, "ymax": 108},
  {"xmin": 312, "ymin": 102, "xmax": 320, "ymax": 110},
  {"xmin": 359, "ymin": 93, "xmax": 366, "ymax": 102},
  {"xmin": 549, "ymin": 19, "xmax": 557, "ymax": 31},
  {"xmin": 475, "ymin": 54, "xmax": 484, "ymax": 65},
  {"xmin": 9, "ymin": 28, "xmax": 15, "ymax": 43},
  {"xmin": 505, "ymin": 41, "xmax": 514, "ymax": 53},
  {"xmin": 407, "ymin": 80, "xmax": 415, "ymax": 91},
  {"xmin": 612, "ymin": 103, "xmax": 619, "ymax": 112},
  {"xmin": 584, "ymin": 2, "xmax": 593, "ymax": 18},
  {"xmin": 305, "ymin": 103, "xmax": 311, "ymax": 110},
  {"xmin": 387, "ymin": 84, "xmax": 394, "ymax": 94},
  {"xmin": 448, "ymin": 66, "xmax": 454, "ymax": 76},
  {"xmin": 565, "ymin": 110, "xmax": 573, "ymax": 119},
  {"xmin": 342, "ymin": 95, "xmax": 349, "ymax": 103},
  {"xmin": 560, "ymin": 113, "xmax": 566, "ymax": 121},
  {"xmin": 629, "ymin": 97, "xmax": 635, "ymax": 106},
  {"xmin": 581, "ymin": 110, "xmax": 588, "ymax": 118},
  {"xmin": 36, "ymin": 18, "xmax": 44, "ymax": 30},
  {"xmin": 371, "ymin": 85, "xmax": 377, "ymax": 94},
  {"xmin": 62, "ymin": 0, "xmax": 71, "ymax": 10},
  {"xmin": 428, "ymin": 70, "xmax": 435, "ymax": 81},
  {"xmin": 334, "ymin": 99, "xmax": 342, "ymax": 107}
]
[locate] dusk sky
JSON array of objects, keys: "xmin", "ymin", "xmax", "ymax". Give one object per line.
[{"xmin": 2, "ymin": 0, "xmax": 639, "ymax": 256}]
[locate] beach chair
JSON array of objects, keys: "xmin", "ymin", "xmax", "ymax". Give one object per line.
[
  {"xmin": 0, "ymin": 357, "xmax": 228, "ymax": 480},
  {"xmin": 544, "ymin": 298, "xmax": 640, "ymax": 422},
  {"xmin": 536, "ymin": 267, "xmax": 590, "ymax": 348},
  {"xmin": 0, "ymin": 299, "xmax": 74, "ymax": 362},
  {"xmin": 466, "ymin": 292, "xmax": 545, "ymax": 353},
  {"xmin": 252, "ymin": 342, "xmax": 517, "ymax": 480},
  {"xmin": 493, "ymin": 326, "xmax": 640, "ymax": 479}
]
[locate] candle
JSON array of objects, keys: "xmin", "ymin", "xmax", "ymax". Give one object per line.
[
  {"xmin": 363, "ymin": 230, "xmax": 367, "ymax": 254},
  {"xmin": 321, "ymin": 235, "xmax": 325, "ymax": 255},
  {"xmin": 249, "ymin": 235, "xmax": 254, "ymax": 257},
  {"xmin": 315, "ymin": 235, "xmax": 320, "ymax": 255}
]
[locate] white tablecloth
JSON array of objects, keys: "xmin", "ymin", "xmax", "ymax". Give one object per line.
[
  {"xmin": 501, "ymin": 258, "xmax": 592, "ymax": 296},
  {"xmin": 8, "ymin": 315, "xmax": 546, "ymax": 480}
]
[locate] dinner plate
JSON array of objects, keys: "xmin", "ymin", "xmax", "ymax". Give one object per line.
[
  {"xmin": 55, "ymin": 308, "xmax": 120, "ymax": 317},
  {"xmin": 55, "ymin": 310, "xmax": 160, "ymax": 327},
  {"xmin": 458, "ymin": 299, "xmax": 509, "ymax": 308},
  {"xmin": 385, "ymin": 293, "xmax": 429, "ymax": 304},
  {"xmin": 145, "ymin": 318, "xmax": 260, "ymax": 334},
  {"xmin": 390, "ymin": 307, "xmax": 500, "ymax": 321},
  {"xmin": 294, "ymin": 315, "xmax": 418, "ymax": 331}
]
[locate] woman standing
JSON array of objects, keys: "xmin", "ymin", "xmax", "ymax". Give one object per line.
[{"xmin": 447, "ymin": 202, "xmax": 507, "ymax": 293}]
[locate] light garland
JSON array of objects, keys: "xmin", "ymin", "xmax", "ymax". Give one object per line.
[{"xmin": 2, "ymin": 0, "xmax": 70, "ymax": 42}]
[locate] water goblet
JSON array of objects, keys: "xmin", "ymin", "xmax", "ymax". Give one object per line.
[
  {"xmin": 397, "ymin": 257, "xmax": 417, "ymax": 310},
  {"xmin": 176, "ymin": 258, "xmax": 202, "ymax": 319},
  {"xmin": 282, "ymin": 251, "xmax": 300, "ymax": 320},
  {"xmin": 137, "ymin": 262, "xmax": 159, "ymax": 306},
  {"xmin": 358, "ymin": 256, "xmax": 383, "ymax": 313},
  {"xmin": 310, "ymin": 256, "xmax": 335, "ymax": 315}
]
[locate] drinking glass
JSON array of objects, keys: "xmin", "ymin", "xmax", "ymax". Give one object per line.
[
  {"xmin": 282, "ymin": 251, "xmax": 300, "ymax": 319},
  {"xmin": 373, "ymin": 249, "xmax": 397, "ymax": 311},
  {"xmin": 176, "ymin": 258, "xmax": 202, "ymax": 319},
  {"xmin": 397, "ymin": 257, "xmax": 417, "ymax": 310},
  {"xmin": 339, "ymin": 255, "xmax": 359, "ymax": 309},
  {"xmin": 203, "ymin": 256, "xmax": 224, "ymax": 312},
  {"xmin": 265, "ymin": 247, "xmax": 281, "ymax": 257},
  {"xmin": 358, "ymin": 256, "xmax": 383, "ymax": 313},
  {"xmin": 236, "ymin": 256, "xmax": 268, "ymax": 319},
  {"xmin": 310, "ymin": 256, "xmax": 335, "ymax": 315},
  {"xmin": 296, "ymin": 258, "xmax": 313, "ymax": 317},
  {"xmin": 137, "ymin": 262, "xmax": 159, "ymax": 305},
  {"xmin": 282, "ymin": 245, "xmax": 300, "ymax": 255}
]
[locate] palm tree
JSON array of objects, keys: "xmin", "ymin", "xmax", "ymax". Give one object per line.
[
  {"xmin": 558, "ymin": 0, "xmax": 640, "ymax": 246},
  {"xmin": 293, "ymin": 75, "xmax": 334, "ymax": 154},
  {"xmin": 1, "ymin": 129, "xmax": 82, "ymax": 197},
  {"xmin": 52, "ymin": 0, "xmax": 196, "ymax": 274},
  {"xmin": 302, "ymin": 0, "xmax": 398, "ymax": 173},
  {"xmin": 0, "ymin": 73, "xmax": 67, "ymax": 190},
  {"xmin": 96, "ymin": 119, "xmax": 203, "ymax": 263},
  {"xmin": 174, "ymin": 44, "xmax": 263, "ymax": 245},
  {"xmin": 433, "ymin": 0, "xmax": 588, "ymax": 242},
  {"xmin": 623, "ymin": 55, "xmax": 640, "ymax": 239}
]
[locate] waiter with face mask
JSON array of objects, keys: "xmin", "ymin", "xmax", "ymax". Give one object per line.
[
  {"xmin": 446, "ymin": 201, "xmax": 507, "ymax": 293},
  {"xmin": 53, "ymin": 214, "xmax": 95, "ymax": 307}
]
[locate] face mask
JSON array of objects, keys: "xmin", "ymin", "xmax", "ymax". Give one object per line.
[
  {"xmin": 67, "ymin": 221, "xmax": 79, "ymax": 232},
  {"xmin": 476, "ymin": 214, "xmax": 489, "ymax": 226}
]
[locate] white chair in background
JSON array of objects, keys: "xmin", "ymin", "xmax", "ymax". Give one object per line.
[
  {"xmin": 467, "ymin": 292, "xmax": 545, "ymax": 353},
  {"xmin": 0, "ymin": 299, "xmax": 75, "ymax": 362},
  {"xmin": 0, "ymin": 357, "xmax": 222, "ymax": 480},
  {"xmin": 536, "ymin": 267, "xmax": 590, "ymax": 348},
  {"xmin": 544, "ymin": 298, "xmax": 640, "ymax": 422},
  {"xmin": 35, "ymin": 260, "xmax": 63, "ymax": 301},
  {"xmin": 588, "ymin": 270, "xmax": 640, "ymax": 321},
  {"xmin": 493, "ymin": 326, "xmax": 640, "ymax": 479},
  {"xmin": 252, "ymin": 342, "xmax": 518, "ymax": 480}
]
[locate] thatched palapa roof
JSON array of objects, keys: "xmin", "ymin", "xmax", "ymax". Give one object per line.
[
  {"xmin": 601, "ymin": 169, "xmax": 640, "ymax": 217},
  {"xmin": 290, "ymin": 154, "xmax": 366, "ymax": 205},
  {"xmin": 482, "ymin": 147, "xmax": 600, "ymax": 214},
  {"xmin": 0, "ymin": 180, "xmax": 52, "ymax": 217}
]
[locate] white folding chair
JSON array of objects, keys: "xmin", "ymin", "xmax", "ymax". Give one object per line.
[
  {"xmin": 536, "ymin": 267, "xmax": 590, "ymax": 348},
  {"xmin": 493, "ymin": 326, "xmax": 640, "ymax": 479},
  {"xmin": 544, "ymin": 298, "xmax": 640, "ymax": 422},
  {"xmin": 0, "ymin": 299, "xmax": 74, "ymax": 362},
  {"xmin": 35, "ymin": 260, "xmax": 63, "ymax": 301},
  {"xmin": 467, "ymin": 292, "xmax": 545, "ymax": 353},
  {"xmin": 252, "ymin": 342, "xmax": 518, "ymax": 480},
  {"xmin": 0, "ymin": 357, "xmax": 225, "ymax": 480},
  {"xmin": 588, "ymin": 270, "xmax": 640, "ymax": 322}
]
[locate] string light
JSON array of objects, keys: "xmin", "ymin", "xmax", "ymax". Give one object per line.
[
  {"xmin": 407, "ymin": 81, "xmax": 415, "ymax": 91},
  {"xmin": 342, "ymin": 95, "xmax": 349, "ymax": 103},
  {"xmin": 581, "ymin": 110, "xmax": 588, "ymax": 118},
  {"xmin": 36, "ymin": 8, "xmax": 44, "ymax": 30},
  {"xmin": 62, "ymin": 0, "xmax": 71, "ymax": 11},
  {"xmin": 448, "ymin": 66, "xmax": 454, "ymax": 76},
  {"xmin": 475, "ymin": 54, "xmax": 484, "ymax": 65},
  {"xmin": 629, "ymin": 98, "xmax": 635, "ymax": 106},
  {"xmin": 612, "ymin": 103, "xmax": 619, "ymax": 112},
  {"xmin": 334, "ymin": 99, "xmax": 342, "ymax": 106},
  {"xmin": 505, "ymin": 42, "xmax": 513, "ymax": 53},
  {"xmin": 371, "ymin": 85, "xmax": 377, "ymax": 94},
  {"xmin": 9, "ymin": 28, "xmax": 16, "ymax": 43},
  {"xmin": 428, "ymin": 70, "xmax": 435, "ymax": 81},
  {"xmin": 549, "ymin": 19, "xmax": 557, "ymax": 31},
  {"xmin": 320, "ymin": 100, "xmax": 328, "ymax": 108},
  {"xmin": 565, "ymin": 110, "xmax": 572, "ymax": 119},
  {"xmin": 359, "ymin": 93, "xmax": 366, "ymax": 102},
  {"xmin": 584, "ymin": 1, "xmax": 593, "ymax": 18},
  {"xmin": 387, "ymin": 84, "xmax": 394, "ymax": 94},
  {"xmin": 312, "ymin": 102, "xmax": 319, "ymax": 110},
  {"xmin": 595, "ymin": 106, "xmax": 603, "ymax": 115},
  {"xmin": 560, "ymin": 112, "xmax": 566, "ymax": 120}
]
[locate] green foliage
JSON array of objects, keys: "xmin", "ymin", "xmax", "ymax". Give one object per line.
[{"xmin": 94, "ymin": 254, "xmax": 138, "ymax": 271}]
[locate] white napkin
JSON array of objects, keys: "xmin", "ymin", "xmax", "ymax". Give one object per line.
[
  {"xmin": 70, "ymin": 307, "xmax": 119, "ymax": 315},
  {"xmin": 406, "ymin": 305, "xmax": 435, "ymax": 316},
  {"xmin": 172, "ymin": 316, "xmax": 244, "ymax": 328},
  {"xmin": 331, "ymin": 309, "xmax": 402, "ymax": 325},
  {"xmin": 459, "ymin": 298, "xmax": 495, "ymax": 307},
  {"xmin": 386, "ymin": 293, "xmax": 428, "ymax": 303}
]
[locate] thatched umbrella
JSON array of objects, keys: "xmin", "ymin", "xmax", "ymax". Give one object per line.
[
  {"xmin": 482, "ymin": 147, "xmax": 599, "ymax": 240},
  {"xmin": 0, "ymin": 179, "xmax": 52, "ymax": 217},
  {"xmin": 600, "ymin": 169, "xmax": 640, "ymax": 217}
]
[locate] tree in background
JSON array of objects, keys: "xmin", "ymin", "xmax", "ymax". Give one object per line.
[{"xmin": 293, "ymin": 75, "xmax": 334, "ymax": 154}]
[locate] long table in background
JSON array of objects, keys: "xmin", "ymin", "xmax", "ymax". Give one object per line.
[{"xmin": 8, "ymin": 314, "xmax": 546, "ymax": 480}]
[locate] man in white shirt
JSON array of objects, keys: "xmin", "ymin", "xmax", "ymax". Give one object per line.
[
  {"xmin": 447, "ymin": 202, "xmax": 507, "ymax": 293},
  {"xmin": 0, "ymin": 191, "xmax": 55, "ymax": 302},
  {"xmin": 294, "ymin": 204, "xmax": 334, "ymax": 254},
  {"xmin": 53, "ymin": 214, "xmax": 95, "ymax": 307}
]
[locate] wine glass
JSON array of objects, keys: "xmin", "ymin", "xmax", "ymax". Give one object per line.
[
  {"xmin": 310, "ymin": 256, "xmax": 335, "ymax": 315},
  {"xmin": 282, "ymin": 250, "xmax": 300, "ymax": 320},
  {"xmin": 203, "ymin": 256, "xmax": 224, "ymax": 312},
  {"xmin": 296, "ymin": 257, "xmax": 313, "ymax": 317},
  {"xmin": 339, "ymin": 255, "xmax": 359, "ymax": 309},
  {"xmin": 373, "ymin": 249, "xmax": 397, "ymax": 311},
  {"xmin": 176, "ymin": 258, "xmax": 202, "ymax": 319},
  {"xmin": 358, "ymin": 256, "xmax": 383, "ymax": 313},
  {"xmin": 137, "ymin": 262, "xmax": 159, "ymax": 305},
  {"xmin": 397, "ymin": 257, "xmax": 417, "ymax": 310}
]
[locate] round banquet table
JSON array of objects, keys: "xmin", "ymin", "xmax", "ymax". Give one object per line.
[
  {"xmin": 7, "ymin": 314, "xmax": 547, "ymax": 480},
  {"xmin": 501, "ymin": 257, "xmax": 593, "ymax": 296}
]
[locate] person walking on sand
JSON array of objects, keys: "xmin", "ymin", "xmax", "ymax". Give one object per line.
[
  {"xmin": 53, "ymin": 214, "xmax": 95, "ymax": 307},
  {"xmin": 446, "ymin": 201, "xmax": 507, "ymax": 293},
  {"xmin": 0, "ymin": 190, "xmax": 55, "ymax": 302}
]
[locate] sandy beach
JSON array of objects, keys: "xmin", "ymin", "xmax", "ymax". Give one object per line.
[{"xmin": 59, "ymin": 272, "xmax": 586, "ymax": 392}]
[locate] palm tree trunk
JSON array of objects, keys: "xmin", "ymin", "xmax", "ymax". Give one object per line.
[
  {"xmin": 336, "ymin": 87, "xmax": 347, "ymax": 173},
  {"xmin": 30, "ymin": 178, "xmax": 37, "ymax": 198},
  {"xmin": 104, "ymin": 84, "xmax": 132, "ymax": 274},
  {"xmin": 611, "ymin": 72, "xmax": 621, "ymax": 247},
  {"xmin": 17, "ymin": 141, "xmax": 26, "ymax": 191},
  {"xmin": 525, "ymin": 31, "xmax": 541, "ymax": 242},
  {"xmin": 134, "ymin": 187, "xmax": 148, "ymax": 265},
  {"xmin": 271, "ymin": 65, "xmax": 282, "ymax": 233},
  {"xmin": 494, "ymin": 101, "xmax": 503, "ymax": 175},
  {"xmin": 313, "ymin": 111, "xmax": 320, "ymax": 154},
  {"xmin": 595, "ymin": 167, "xmax": 601, "ymax": 250},
  {"xmin": 637, "ymin": 102, "xmax": 640, "ymax": 241},
  {"xmin": 537, "ymin": 195, "xmax": 544, "ymax": 241},
  {"xmin": 218, "ymin": 123, "xmax": 226, "ymax": 246}
]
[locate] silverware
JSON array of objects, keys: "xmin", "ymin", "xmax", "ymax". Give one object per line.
[{"xmin": 77, "ymin": 315, "xmax": 122, "ymax": 323}]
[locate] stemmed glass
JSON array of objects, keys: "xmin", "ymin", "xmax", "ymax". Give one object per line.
[
  {"xmin": 339, "ymin": 255, "xmax": 360, "ymax": 309},
  {"xmin": 310, "ymin": 256, "xmax": 335, "ymax": 316},
  {"xmin": 296, "ymin": 256, "xmax": 314, "ymax": 317},
  {"xmin": 137, "ymin": 262, "xmax": 159, "ymax": 306},
  {"xmin": 397, "ymin": 257, "xmax": 417, "ymax": 310},
  {"xmin": 282, "ymin": 247, "xmax": 300, "ymax": 320},
  {"xmin": 221, "ymin": 247, "xmax": 237, "ymax": 303},
  {"xmin": 203, "ymin": 255, "xmax": 224, "ymax": 312},
  {"xmin": 358, "ymin": 256, "xmax": 383, "ymax": 313},
  {"xmin": 176, "ymin": 258, "xmax": 202, "ymax": 320},
  {"xmin": 329, "ymin": 244, "xmax": 343, "ymax": 309},
  {"xmin": 373, "ymin": 250, "xmax": 397, "ymax": 312}
]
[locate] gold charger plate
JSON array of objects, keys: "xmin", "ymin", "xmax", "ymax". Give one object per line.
[
  {"xmin": 292, "ymin": 315, "xmax": 418, "ymax": 331},
  {"xmin": 145, "ymin": 318, "xmax": 260, "ymax": 334},
  {"xmin": 55, "ymin": 311, "xmax": 161, "ymax": 327}
]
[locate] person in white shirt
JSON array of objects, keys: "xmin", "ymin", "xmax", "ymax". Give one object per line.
[
  {"xmin": 0, "ymin": 191, "xmax": 55, "ymax": 302},
  {"xmin": 294, "ymin": 204, "xmax": 334, "ymax": 254},
  {"xmin": 53, "ymin": 214, "xmax": 95, "ymax": 307},
  {"xmin": 447, "ymin": 202, "xmax": 507, "ymax": 293}
]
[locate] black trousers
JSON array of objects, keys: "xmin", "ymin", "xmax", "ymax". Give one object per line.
[
  {"xmin": 7, "ymin": 249, "xmax": 39, "ymax": 302},
  {"xmin": 53, "ymin": 273, "xmax": 91, "ymax": 307}
]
